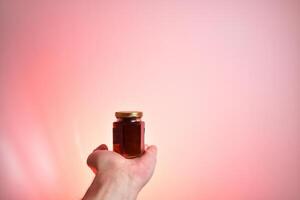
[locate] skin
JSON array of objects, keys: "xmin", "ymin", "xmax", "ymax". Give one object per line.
[{"xmin": 82, "ymin": 144, "xmax": 157, "ymax": 200}]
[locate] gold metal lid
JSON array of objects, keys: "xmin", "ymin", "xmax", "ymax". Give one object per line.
[{"xmin": 115, "ymin": 111, "xmax": 143, "ymax": 118}]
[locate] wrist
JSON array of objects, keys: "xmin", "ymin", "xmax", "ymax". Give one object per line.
[{"xmin": 83, "ymin": 172, "xmax": 139, "ymax": 200}]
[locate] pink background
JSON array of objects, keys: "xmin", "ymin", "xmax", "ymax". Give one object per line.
[{"xmin": 0, "ymin": 1, "xmax": 299, "ymax": 199}]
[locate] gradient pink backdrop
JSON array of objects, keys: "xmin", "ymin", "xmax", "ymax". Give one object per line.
[{"xmin": 1, "ymin": 1, "xmax": 300, "ymax": 199}]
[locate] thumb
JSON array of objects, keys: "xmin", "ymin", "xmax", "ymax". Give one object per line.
[{"xmin": 93, "ymin": 144, "xmax": 108, "ymax": 152}]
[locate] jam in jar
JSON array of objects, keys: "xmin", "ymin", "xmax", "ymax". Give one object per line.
[{"xmin": 113, "ymin": 111, "xmax": 145, "ymax": 158}]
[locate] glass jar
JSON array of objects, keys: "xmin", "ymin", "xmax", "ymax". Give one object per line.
[{"xmin": 113, "ymin": 111, "xmax": 145, "ymax": 158}]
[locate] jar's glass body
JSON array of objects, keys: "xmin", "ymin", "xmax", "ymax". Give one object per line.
[{"xmin": 113, "ymin": 117, "xmax": 145, "ymax": 158}]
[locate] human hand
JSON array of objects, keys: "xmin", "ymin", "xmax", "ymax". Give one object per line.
[{"xmin": 82, "ymin": 144, "xmax": 157, "ymax": 200}]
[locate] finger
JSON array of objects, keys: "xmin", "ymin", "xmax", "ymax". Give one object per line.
[
  {"xmin": 93, "ymin": 144, "xmax": 108, "ymax": 152},
  {"xmin": 146, "ymin": 145, "xmax": 157, "ymax": 155},
  {"xmin": 136, "ymin": 145, "xmax": 157, "ymax": 164},
  {"xmin": 145, "ymin": 144, "xmax": 149, "ymax": 149}
]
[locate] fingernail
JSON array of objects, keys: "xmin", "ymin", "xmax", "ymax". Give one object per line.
[{"xmin": 93, "ymin": 144, "xmax": 108, "ymax": 152}]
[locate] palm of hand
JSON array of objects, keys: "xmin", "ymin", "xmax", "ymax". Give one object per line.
[{"xmin": 87, "ymin": 144, "xmax": 157, "ymax": 192}]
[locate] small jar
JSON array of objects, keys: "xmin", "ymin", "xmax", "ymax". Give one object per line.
[{"xmin": 113, "ymin": 111, "xmax": 145, "ymax": 158}]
